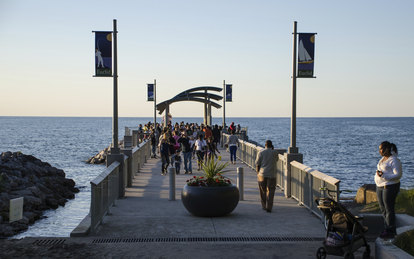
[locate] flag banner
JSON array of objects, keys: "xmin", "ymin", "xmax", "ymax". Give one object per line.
[
  {"xmin": 298, "ymin": 33, "xmax": 315, "ymax": 78},
  {"xmin": 226, "ymin": 84, "xmax": 232, "ymax": 102},
  {"xmin": 95, "ymin": 31, "xmax": 112, "ymax": 77},
  {"xmin": 147, "ymin": 84, "xmax": 154, "ymax": 101}
]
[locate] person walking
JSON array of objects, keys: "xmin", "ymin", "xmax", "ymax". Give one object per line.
[
  {"xmin": 375, "ymin": 141, "xmax": 402, "ymax": 239},
  {"xmin": 194, "ymin": 134, "xmax": 207, "ymax": 170},
  {"xmin": 158, "ymin": 133, "xmax": 171, "ymax": 175},
  {"xmin": 226, "ymin": 131, "xmax": 238, "ymax": 164},
  {"xmin": 255, "ymin": 140, "xmax": 279, "ymax": 213},
  {"xmin": 178, "ymin": 132, "xmax": 193, "ymax": 174},
  {"xmin": 212, "ymin": 124, "xmax": 221, "ymax": 146}
]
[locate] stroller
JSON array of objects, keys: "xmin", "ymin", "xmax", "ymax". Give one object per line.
[{"xmin": 315, "ymin": 197, "xmax": 370, "ymax": 259}]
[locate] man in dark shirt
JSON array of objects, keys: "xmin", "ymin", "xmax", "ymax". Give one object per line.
[
  {"xmin": 178, "ymin": 132, "xmax": 193, "ymax": 174},
  {"xmin": 212, "ymin": 124, "xmax": 221, "ymax": 146}
]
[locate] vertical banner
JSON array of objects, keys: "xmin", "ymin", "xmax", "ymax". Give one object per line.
[
  {"xmin": 225, "ymin": 84, "xmax": 232, "ymax": 102},
  {"xmin": 147, "ymin": 84, "xmax": 154, "ymax": 101},
  {"xmin": 297, "ymin": 33, "xmax": 315, "ymax": 78},
  {"xmin": 95, "ymin": 31, "xmax": 113, "ymax": 77}
]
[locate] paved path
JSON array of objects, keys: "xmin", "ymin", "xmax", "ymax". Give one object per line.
[{"xmin": 1, "ymin": 147, "xmax": 375, "ymax": 258}]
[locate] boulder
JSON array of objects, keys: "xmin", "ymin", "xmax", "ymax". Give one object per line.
[
  {"xmin": 0, "ymin": 151, "xmax": 79, "ymax": 237},
  {"xmin": 355, "ymin": 184, "xmax": 377, "ymax": 204}
]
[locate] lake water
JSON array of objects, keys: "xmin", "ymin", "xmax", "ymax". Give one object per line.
[{"xmin": 0, "ymin": 116, "xmax": 412, "ymax": 238}]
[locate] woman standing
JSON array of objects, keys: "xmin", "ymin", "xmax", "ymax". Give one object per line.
[{"xmin": 375, "ymin": 141, "xmax": 402, "ymax": 239}]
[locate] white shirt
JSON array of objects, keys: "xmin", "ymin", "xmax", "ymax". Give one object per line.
[
  {"xmin": 375, "ymin": 155, "xmax": 402, "ymax": 187},
  {"xmin": 194, "ymin": 139, "xmax": 206, "ymax": 151}
]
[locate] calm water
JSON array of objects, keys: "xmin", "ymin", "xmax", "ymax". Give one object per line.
[{"xmin": 0, "ymin": 116, "xmax": 413, "ymax": 238}]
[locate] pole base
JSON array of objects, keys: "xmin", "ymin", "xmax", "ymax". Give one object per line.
[{"xmin": 288, "ymin": 146, "xmax": 299, "ymax": 154}]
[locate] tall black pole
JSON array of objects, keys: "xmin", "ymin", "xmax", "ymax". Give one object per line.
[
  {"xmin": 289, "ymin": 21, "xmax": 298, "ymax": 154},
  {"xmin": 154, "ymin": 79, "xmax": 157, "ymax": 126},
  {"xmin": 112, "ymin": 19, "xmax": 119, "ymax": 154},
  {"xmin": 223, "ymin": 80, "xmax": 226, "ymax": 128}
]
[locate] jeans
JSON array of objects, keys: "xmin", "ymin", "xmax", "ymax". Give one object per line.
[
  {"xmin": 161, "ymin": 153, "xmax": 169, "ymax": 173},
  {"xmin": 183, "ymin": 151, "xmax": 192, "ymax": 172},
  {"xmin": 258, "ymin": 176, "xmax": 276, "ymax": 211},
  {"xmin": 151, "ymin": 145, "xmax": 156, "ymax": 157},
  {"xmin": 229, "ymin": 146, "xmax": 237, "ymax": 162},
  {"xmin": 376, "ymin": 182, "xmax": 400, "ymax": 233}
]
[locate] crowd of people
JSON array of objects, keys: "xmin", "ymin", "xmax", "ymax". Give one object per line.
[{"xmin": 144, "ymin": 121, "xmax": 231, "ymax": 175}]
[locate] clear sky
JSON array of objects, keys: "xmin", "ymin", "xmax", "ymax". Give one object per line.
[{"xmin": 1, "ymin": 0, "xmax": 413, "ymax": 117}]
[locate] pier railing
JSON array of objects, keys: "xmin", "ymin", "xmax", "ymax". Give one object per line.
[
  {"xmin": 88, "ymin": 140, "xmax": 151, "ymax": 234},
  {"xmin": 222, "ymin": 133, "xmax": 341, "ymax": 220}
]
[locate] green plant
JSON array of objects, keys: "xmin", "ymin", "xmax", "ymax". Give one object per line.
[
  {"xmin": 395, "ymin": 189, "xmax": 414, "ymax": 217},
  {"xmin": 186, "ymin": 158, "xmax": 231, "ymax": 187},
  {"xmin": 394, "ymin": 229, "xmax": 414, "ymax": 256}
]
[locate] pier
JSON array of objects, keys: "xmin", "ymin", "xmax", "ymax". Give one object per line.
[{"xmin": 61, "ymin": 131, "xmax": 376, "ymax": 258}]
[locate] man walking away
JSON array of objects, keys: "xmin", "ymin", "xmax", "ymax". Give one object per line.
[
  {"xmin": 178, "ymin": 132, "xmax": 193, "ymax": 174},
  {"xmin": 255, "ymin": 140, "xmax": 279, "ymax": 212}
]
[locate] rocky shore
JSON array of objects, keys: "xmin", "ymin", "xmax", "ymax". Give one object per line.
[
  {"xmin": 0, "ymin": 151, "xmax": 79, "ymax": 238},
  {"xmin": 86, "ymin": 140, "xmax": 124, "ymax": 164}
]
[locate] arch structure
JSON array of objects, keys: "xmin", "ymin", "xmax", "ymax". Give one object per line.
[{"xmin": 156, "ymin": 86, "xmax": 223, "ymax": 126}]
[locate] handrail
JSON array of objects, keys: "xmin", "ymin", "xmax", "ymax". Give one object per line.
[
  {"xmin": 88, "ymin": 140, "xmax": 151, "ymax": 234},
  {"xmin": 222, "ymin": 132, "xmax": 341, "ymax": 220}
]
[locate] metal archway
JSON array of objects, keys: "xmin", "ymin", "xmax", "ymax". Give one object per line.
[{"xmin": 156, "ymin": 86, "xmax": 223, "ymax": 126}]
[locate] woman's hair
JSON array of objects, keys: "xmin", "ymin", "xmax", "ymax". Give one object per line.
[{"xmin": 380, "ymin": 141, "xmax": 398, "ymax": 156}]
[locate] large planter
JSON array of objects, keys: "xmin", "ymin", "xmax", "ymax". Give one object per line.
[{"xmin": 181, "ymin": 184, "xmax": 239, "ymax": 217}]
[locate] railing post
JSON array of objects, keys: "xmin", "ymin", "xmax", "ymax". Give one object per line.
[
  {"xmin": 237, "ymin": 167, "xmax": 244, "ymax": 200},
  {"xmin": 169, "ymin": 167, "xmax": 175, "ymax": 201},
  {"xmin": 283, "ymin": 152, "xmax": 303, "ymax": 198}
]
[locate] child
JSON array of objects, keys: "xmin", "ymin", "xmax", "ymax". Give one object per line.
[{"xmin": 174, "ymin": 151, "xmax": 182, "ymax": 175}]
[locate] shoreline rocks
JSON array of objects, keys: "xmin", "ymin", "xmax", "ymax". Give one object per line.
[
  {"xmin": 86, "ymin": 140, "xmax": 124, "ymax": 164},
  {"xmin": 0, "ymin": 151, "xmax": 79, "ymax": 237}
]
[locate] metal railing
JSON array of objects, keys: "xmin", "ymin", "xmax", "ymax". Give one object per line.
[
  {"xmin": 222, "ymin": 133, "xmax": 341, "ymax": 220},
  {"xmin": 89, "ymin": 140, "xmax": 151, "ymax": 233},
  {"xmin": 90, "ymin": 161, "xmax": 120, "ymax": 232}
]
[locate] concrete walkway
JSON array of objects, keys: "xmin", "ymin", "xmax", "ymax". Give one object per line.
[{"xmin": 1, "ymin": 147, "xmax": 376, "ymax": 258}]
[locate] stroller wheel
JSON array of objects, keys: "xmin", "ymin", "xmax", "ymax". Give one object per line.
[
  {"xmin": 316, "ymin": 247, "xmax": 326, "ymax": 259},
  {"xmin": 344, "ymin": 252, "xmax": 354, "ymax": 259}
]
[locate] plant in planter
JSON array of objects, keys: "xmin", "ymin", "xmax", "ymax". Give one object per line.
[{"xmin": 181, "ymin": 158, "xmax": 240, "ymax": 217}]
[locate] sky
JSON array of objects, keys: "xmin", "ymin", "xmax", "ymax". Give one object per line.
[{"xmin": 1, "ymin": 0, "xmax": 414, "ymax": 118}]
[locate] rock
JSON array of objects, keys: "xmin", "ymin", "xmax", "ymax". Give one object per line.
[
  {"xmin": 355, "ymin": 184, "xmax": 377, "ymax": 204},
  {"xmin": 45, "ymin": 197, "xmax": 59, "ymax": 209},
  {"xmin": 0, "ymin": 224, "xmax": 14, "ymax": 237},
  {"xmin": 0, "ymin": 151, "xmax": 79, "ymax": 237}
]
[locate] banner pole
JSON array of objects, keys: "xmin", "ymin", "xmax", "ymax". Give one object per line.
[
  {"xmin": 223, "ymin": 80, "xmax": 226, "ymax": 128},
  {"xmin": 112, "ymin": 19, "xmax": 119, "ymax": 154},
  {"xmin": 154, "ymin": 79, "xmax": 157, "ymax": 126},
  {"xmin": 289, "ymin": 21, "xmax": 298, "ymax": 154}
]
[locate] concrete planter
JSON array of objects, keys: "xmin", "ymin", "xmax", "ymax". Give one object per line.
[{"xmin": 181, "ymin": 185, "xmax": 239, "ymax": 217}]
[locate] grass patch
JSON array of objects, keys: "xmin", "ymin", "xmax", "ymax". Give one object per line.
[
  {"xmin": 395, "ymin": 189, "xmax": 414, "ymax": 217},
  {"xmin": 358, "ymin": 189, "xmax": 414, "ymax": 216},
  {"xmin": 394, "ymin": 229, "xmax": 414, "ymax": 256}
]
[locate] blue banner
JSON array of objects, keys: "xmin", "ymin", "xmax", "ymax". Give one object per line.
[
  {"xmin": 226, "ymin": 84, "xmax": 232, "ymax": 102},
  {"xmin": 95, "ymin": 32, "xmax": 112, "ymax": 77},
  {"xmin": 298, "ymin": 33, "xmax": 315, "ymax": 78},
  {"xmin": 147, "ymin": 84, "xmax": 154, "ymax": 101}
]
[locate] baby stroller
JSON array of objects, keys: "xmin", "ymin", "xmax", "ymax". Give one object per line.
[{"xmin": 315, "ymin": 197, "xmax": 370, "ymax": 259}]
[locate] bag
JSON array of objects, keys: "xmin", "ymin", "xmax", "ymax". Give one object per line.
[{"xmin": 332, "ymin": 212, "xmax": 348, "ymax": 230}]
